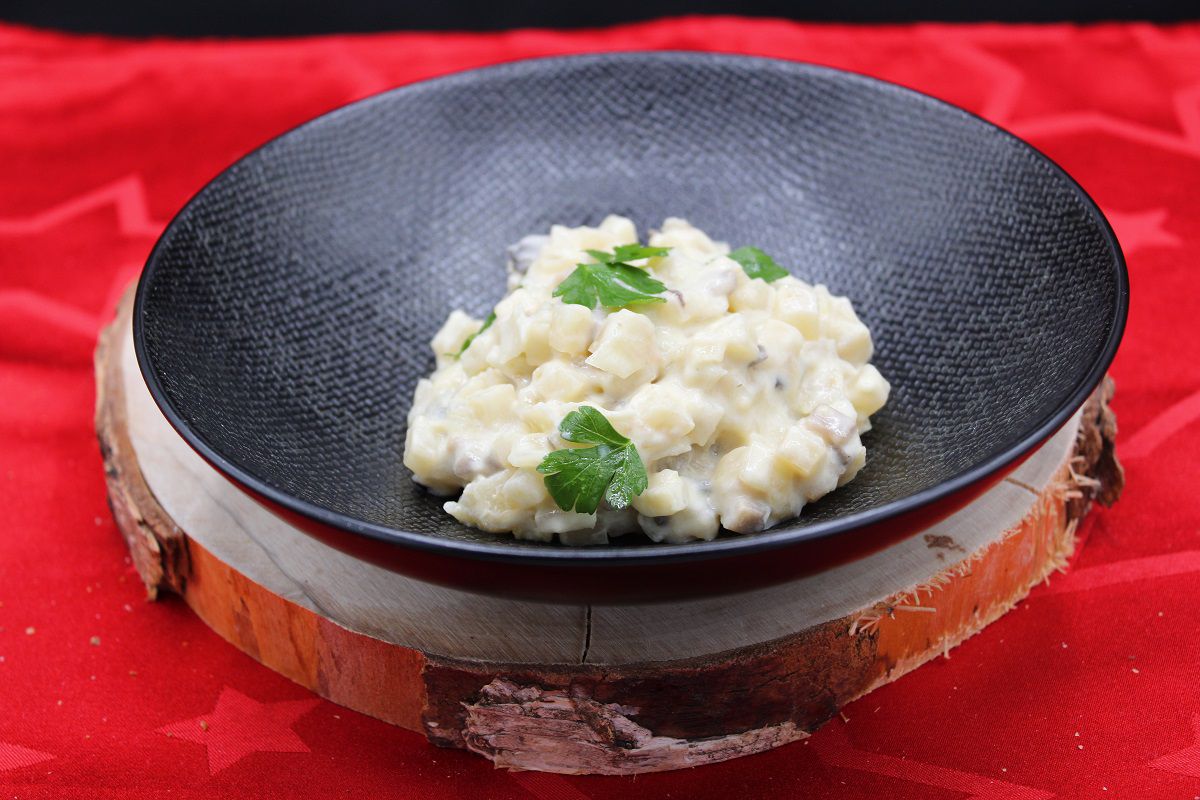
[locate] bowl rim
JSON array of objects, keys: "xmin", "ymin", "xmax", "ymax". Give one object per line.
[{"xmin": 133, "ymin": 49, "xmax": 1129, "ymax": 568}]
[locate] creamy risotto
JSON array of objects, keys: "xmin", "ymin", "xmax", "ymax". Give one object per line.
[{"xmin": 403, "ymin": 217, "xmax": 889, "ymax": 545}]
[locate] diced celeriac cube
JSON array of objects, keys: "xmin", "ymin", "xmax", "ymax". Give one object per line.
[
  {"xmin": 549, "ymin": 302, "xmax": 595, "ymax": 356},
  {"xmin": 624, "ymin": 383, "xmax": 695, "ymax": 460},
  {"xmin": 585, "ymin": 309, "xmax": 658, "ymax": 378},
  {"xmin": 777, "ymin": 424, "xmax": 827, "ymax": 477},
  {"xmin": 501, "ymin": 470, "xmax": 548, "ymax": 507},
  {"xmin": 737, "ymin": 440, "xmax": 777, "ymax": 494},
  {"xmin": 632, "ymin": 469, "xmax": 688, "ymax": 518},
  {"xmin": 849, "ymin": 364, "xmax": 890, "ymax": 419},
  {"xmin": 530, "ymin": 361, "xmax": 592, "ymax": 402},
  {"xmin": 507, "ymin": 434, "xmax": 551, "ymax": 469},
  {"xmin": 729, "ymin": 274, "xmax": 772, "ymax": 311},
  {"xmin": 467, "ymin": 383, "xmax": 517, "ymax": 424},
  {"xmin": 825, "ymin": 316, "xmax": 873, "ymax": 365},
  {"xmin": 774, "ymin": 280, "xmax": 820, "ymax": 338}
]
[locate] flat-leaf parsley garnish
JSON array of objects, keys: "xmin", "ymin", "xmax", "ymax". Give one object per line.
[
  {"xmin": 593, "ymin": 244, "xmax": 671, "ymax": 263},
  {"xmin": 455, "ymin": 310, "xmax": 496, "ymax": 358},
  {"xmin": 553, "ymin": 244, "xmax": 671, "ymax": 310},
  {"xmin": 729, "ymin": 246, "xmax": 789, "ymax": 283},
  {"xmin": 537, "ymin": 406, "xmax": 648, "ymax": 514}
]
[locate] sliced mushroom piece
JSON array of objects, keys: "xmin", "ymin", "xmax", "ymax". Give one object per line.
[{"xmin": 505, "ymin": 234, "xmax": 549, "ymax": 276}]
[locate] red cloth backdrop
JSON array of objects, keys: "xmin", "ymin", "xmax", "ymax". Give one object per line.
[{"xmin": 1, "ymin": 17, "xmax": 1197, "ymax": 799}]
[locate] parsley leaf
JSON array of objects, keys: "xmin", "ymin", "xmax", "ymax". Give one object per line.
[
  {"xmin": 455, "ymin": 311, "xmax": 496, "ymax": 358},
  {"xmin": 553, "ymin": 262, "xmax": 667, "ymax": 309},
  {"xmin": 586, "ymin": 244, "xmax": 671, "ymax": 264},
  {"xmin": 538, "ymin": 446, "xmax": 625, "ymax": 514},
  {"xmin": 558, "ymin": 404, "xmax": 631, "ymax": 447},
  {"xmin": 611, "ymin": 243, "xmax": 671, "ymax": 262},
  {"xmin": 537, "ymin": 406, "xmax": 648, "ymax": 514},
  {"xmin": 554, "ymin": 242, "xmax": 672, "ymax": 310},
  {"xmin": 729, "ymin": 246, "xmax": 789, "ymax": 283},
  {"xmin": 605, "ymin": 446, "xmax": 649, "ymax": 510}
]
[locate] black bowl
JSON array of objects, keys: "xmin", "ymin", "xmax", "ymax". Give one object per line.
[{"xmin": 134, "ymin": 52, "xmax": 1127, "ymax": 603}]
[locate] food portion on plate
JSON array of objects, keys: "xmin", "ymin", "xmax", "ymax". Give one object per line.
[{"xmin": 403, "ymin": 217, "xmax": 889, "ymax": 545}]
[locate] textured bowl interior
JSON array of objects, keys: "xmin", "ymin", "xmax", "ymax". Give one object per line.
[{"xmin": 136, "ymin": 52, "xmax": 1123, "ymax": 557}]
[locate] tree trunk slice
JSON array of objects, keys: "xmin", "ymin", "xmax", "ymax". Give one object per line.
[{"xmin": 94, "ymin": 285, "xmax": 1123, "ymax": 775}]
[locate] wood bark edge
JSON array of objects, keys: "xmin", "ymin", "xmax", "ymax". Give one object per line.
[{"xmin": 94, "ymin": 289, "xmax": 190, "ymax": 599}]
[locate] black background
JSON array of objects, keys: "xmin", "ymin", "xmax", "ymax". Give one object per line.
[{"xmin": 3, "ymin": 0, "xmax": 1196, "ymax": 37}]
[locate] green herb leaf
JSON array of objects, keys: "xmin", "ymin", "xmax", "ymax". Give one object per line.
[
  {"xmin": 553, "ymin": 262, "xmax": 667, "ymax": 309},
  {"xmin": 729, "ymin": 246, "xmax": 789, "ymax": 283},
  {"xmin": 611, "ymin": 243, "xmax": 671, "ymax": 262},
  {"xmin": 605, "ymin": 445, "xmax": 648, "ymax": 509},
  {"xmin": 537, "ymin": 406, "xmax": 648, "ymax": 514},
  {"xmin": 585, "ymin": 244, "xmax": 671, "ymax": 265},
  {"xmin": 455, "ymin": 311, "xmax": 496, "ymax": 358},
  {"xmin": 558, "ymin": 404, "xmax": 630, "ymax": 447},
  {"xmin": 538, "ymin": 445, "xmax": 623, "ymax": 515}
]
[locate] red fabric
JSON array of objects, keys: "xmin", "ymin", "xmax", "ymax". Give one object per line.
[{"xmin": 0, "ymin": 16, "xmax": 1196, "ymax": 798}]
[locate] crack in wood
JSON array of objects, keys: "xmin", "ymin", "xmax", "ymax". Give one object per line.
[
  {"xmin": 1003, "ymin": 476, "xmax": 1042, "ymax": 497},
  {"xmin": 581, "ymin": 605, "xmax": 593, "ymax": 664},
  {"xmin": 213, "ymin": 494, "xmax": 341, "ymax": 625}
]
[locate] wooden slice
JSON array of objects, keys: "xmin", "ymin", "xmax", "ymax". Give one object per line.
[{"xmin": 95, "ymin": 286, "xmax": 1123, "ymax": 775}]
